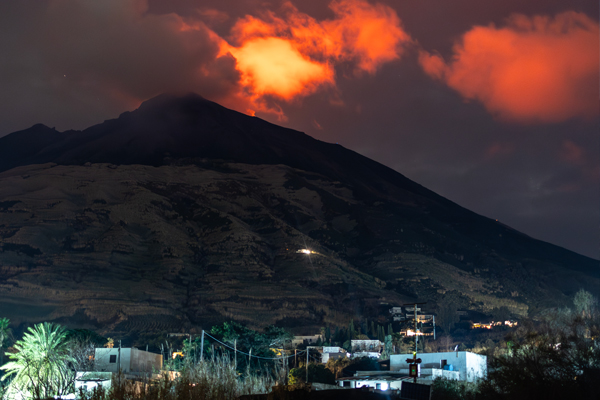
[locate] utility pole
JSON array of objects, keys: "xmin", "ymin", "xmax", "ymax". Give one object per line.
[
  {"xmin": 305, "ymin": 346, "xmax": 318, "ymax": 383},
  {"xmin": 200, "ymin": 330, "xmax": 204, "ymax": 361},
  {"xmin": 414, "ymin": 305, "xmax": 418, "ymax": 353},
  {"xmin": 306, "ymin": 347, "xmax": 310, "ymax": 383},
  {"xmin": 234, "ymin": 340, "xmax": 237, "ymax": 370},
  {"xmin": 118, "ymin": 340, "xmax": 122, "ymax": 386},
  {"xmin": 403, "ymin": 302, "xmax": 426, "ymax": 383}
]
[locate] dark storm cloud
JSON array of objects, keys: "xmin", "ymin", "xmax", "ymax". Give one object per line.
[
  {"xmin": 0, "ymin": 0, "xmax": 597, "ymax": 258},
  {"xmin": 0, "ymin": 0, "xmax": 239, "ymax": 133}
]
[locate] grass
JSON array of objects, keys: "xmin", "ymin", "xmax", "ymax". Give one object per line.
[{"xmin": 77, "ymin": 355, "xmax": 281, "ymax": 400}]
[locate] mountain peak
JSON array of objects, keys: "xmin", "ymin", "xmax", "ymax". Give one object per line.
[{"xmin": 0, "ymin": 93, "xmax": 597, "ymax": 336}]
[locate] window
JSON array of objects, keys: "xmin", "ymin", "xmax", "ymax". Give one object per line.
[{"xmin": 109, "ymin": 355, "xmax": 117, "ymax": 363}]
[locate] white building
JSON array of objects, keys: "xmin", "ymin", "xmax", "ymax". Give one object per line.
[
  {"xmin": 350, "ymin": 340, "xmax": 382, "ymax": 358},
  {"xmin": 390, "ymin": 351, "xmax": 486, "ymax": 382},
  {"xmin": 321, "ymin": 346, "xmax": 346, "ymax": 363},
  {"xmin": 337, "ymin": 371, "xmax": 407, "ymax": 391},
  {"xmin": 74, "ymin": 371, "xmax": 112, "ymax": 394},
  {"xmin": 94, "ymin": 348, "xmax": 163, "ymax": 375}
]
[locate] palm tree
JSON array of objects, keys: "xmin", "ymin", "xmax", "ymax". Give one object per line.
[
  {"xmin": 1, "ymin": 322, "xmax": 74, "ymax": 400},
  {"xmin": 0, "ymin": 318, "xmax": 9, "ymax": 364}
]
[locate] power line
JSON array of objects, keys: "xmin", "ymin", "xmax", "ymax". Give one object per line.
[{"xmin": 202, "ymin": 332, "xmax": 304, "ymax": 360}]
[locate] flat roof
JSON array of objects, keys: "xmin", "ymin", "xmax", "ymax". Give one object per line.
[{"xmin": 337, "ymin": 374, "xmax": 410, "ymax": 382}]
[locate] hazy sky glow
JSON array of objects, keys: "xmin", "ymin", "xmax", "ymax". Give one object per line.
[{"xmin": 0, "ymin": 0, "xmax": 598, "ymax": 258}]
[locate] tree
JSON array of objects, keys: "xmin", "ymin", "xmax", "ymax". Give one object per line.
[
  {"xmin": 261, "ymin": 325, "xmax": 293, "ymax": 349},
  {"xmin": 437, "ymin": 336, "xmax": 454, "ymax": 352},
  {"xmin": 478, "ymin": 304, "xmax": 600, "ymax": 400},
  {"xmin": 66, "ymin": 329, "xmax": 106, "ymax": 372},
  {"xmin": 342, "ymin": 357, "xmax": 380, "ymax": 376},
  {"xmin": 380, "ymin": 335, "xmax": 393, "ymax": 360},
  {"xmin": 437, "ymin": 303, "xmax": 459, "ymax": 333},
  {"xmin": 0, "ymin": 318, "xmax": 10, "ymax": 365},
  {"xmin": 574, "ymin": 289, "xmax": 597, "ymax": 317},
  {"xmin": 288, "ymin": 363, "xmax": 335, "ymax": 385},
  {"xmin": 1, "ymin": 322, "xmax": 75, "ymax": 400},
  {"xmin": 431, "ymin": 377, "xmax": 478, "ymax": 400},
  {"xmin": 371, "ymin": 321, "xmax": 376, "ymax": 338},
  {"xmin": 325, "ymin": 357, "xmax": 350, "ymax": 379}
]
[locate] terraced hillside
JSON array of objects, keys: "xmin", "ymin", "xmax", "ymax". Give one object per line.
[{"xmin": 0, "ymin": 93, "xmax": 597, "ymax": 338}]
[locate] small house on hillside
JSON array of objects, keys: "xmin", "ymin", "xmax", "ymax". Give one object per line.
[
  {"xmin": 350, "ymin": 340, "xmax": 382, "ymax": 358},
  {"xmin": 291, "ymin": 335, "xmax": 323, "ymax": 347},
  {"xmin": 95, "ymin": 348, "xmax": 163, "ymax": 375},
  {"xmin": 390, "ymin": 351, "xmax": 486, "ymax": 382},
  {"xmin": 74, "ymin": 371, "xmax": 112, "ymax": 393},
  {"xmin": 322, "ymin": 346, "xmax": 346, "ymax": 363},
  {"xmin": 337, "ymin": 371, "xmax": 409, "ymax": 391}
]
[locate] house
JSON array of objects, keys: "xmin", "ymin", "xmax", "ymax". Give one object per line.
[
  {"xmin": 337, "ymin": 371, "xmax": 408, "ymax": 391},
  {"xmin": 390, "ymin": 351, "xmax": 486, "ymax": 382},
  {"xmin": 74, "ymin": 371, "xmax": 112, "ymax": 393},
  {"xmin": 291, "ymin": 335, "xmax": 323, "ymax": 347},
  {"xmin": 321, "ymin": 346, "xmax": 346, "ymax": 363},
  {"xmin": 94, "ymin": 348, "xmax": 163, "ymax": 375},
  {"xmin": 389, "ymin": 307, "xmax": 402, "ymax": 315},
  {"xmin": 350, "ymin": 340, "xmax": 381, "ymax": 358}
]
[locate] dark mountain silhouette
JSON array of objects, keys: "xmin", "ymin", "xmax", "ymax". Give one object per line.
[{"xmin": 0, "ymin": 93, "xmax": 597, "ymax": 339}]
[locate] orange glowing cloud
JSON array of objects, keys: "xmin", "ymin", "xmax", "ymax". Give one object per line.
[
  {"xmin": 226, "ymin": 37, "xmax": 334, "ymax": 100},
  {"xmin": 419, "ymin": 12, "xmax": 599, "ymax": 123},
  {"xmin": 219, "ymin": 0, "xmax": 410, "ymax": 113}
]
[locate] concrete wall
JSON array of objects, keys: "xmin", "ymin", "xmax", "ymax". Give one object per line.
[
  {"xmin": 95, "ymin": 348, "xmax": 128, "ymax": 373},
  {"xmin": 390, "ymin": 352, "xmax": 486, "ymax": 382},
  {"xmin": 130, "ymin": 348, "xmax": 163, "ymax": 372},
  {"xmin": 95, "ymin": 348, "xmax": 162, "ymax": 373}
]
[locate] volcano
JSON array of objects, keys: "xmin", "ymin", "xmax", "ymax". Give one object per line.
[{"xmin": 0, "ymin": 93, "xmax": 597, "ymax": 339}]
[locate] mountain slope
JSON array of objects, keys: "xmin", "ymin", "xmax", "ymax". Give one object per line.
[{"xmin": 0, "ymin": 93, "xmax": 597, "ymax": 337}]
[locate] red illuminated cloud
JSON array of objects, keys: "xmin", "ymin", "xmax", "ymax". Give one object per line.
[
  {"xmin": 420, "ymin": 12, "xmax": 599, "ymax": 124},
  {"xmin": 17, "ymin": 0, "xmax": 408, "ymax": 121},
  {"xmin": 220, "ymin": 0, "xmax": 411, "ymax": 114}
]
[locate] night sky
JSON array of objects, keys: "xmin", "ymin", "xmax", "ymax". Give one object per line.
[{"xmin": 0, "ymin": 0, "xmax": 598, "ymax": 259}]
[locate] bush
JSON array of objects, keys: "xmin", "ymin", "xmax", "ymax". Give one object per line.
[
  {"xmin": 431, "ymin": 377, "xmax": 478, "ymax": 400},
  {"xmin": 289, "ymin": 363, "xmax": 335, "ymax": 385}
]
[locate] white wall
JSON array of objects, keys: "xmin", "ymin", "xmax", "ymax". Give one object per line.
[
  {"xmin": 338, "ymin": 379, "xmax": 402, "ymax": 391},
  {"xmin": 465, "ymin": 352, "xmax": 487, "ymax": 381},
  {"xmin": 95, "ymin": 348, "xmax": 132, "ymax": 373},
  {"xmin": 390, "ymin": 352, "xmax": 486, "ymax": 382},
  {"xmin": 95, "ymin": 348, "xmax": 162, "ymax": 373}
]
